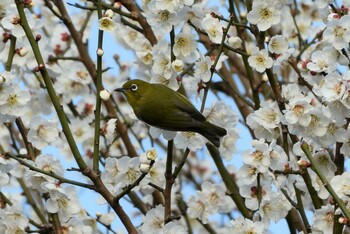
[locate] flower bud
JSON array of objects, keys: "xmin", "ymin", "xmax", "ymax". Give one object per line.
[
  {"xmin": 35, "ymin": 34, "xmax": 41, "ymax": 41},
  {"xmin": 140, "ymin": 163, "xmax": 150, "ymax": 173},
  {"xmin": 172, "ymin": 59, "xmax": 184, "ymax": 73},
  {"xmin": 97, "ymin": 48, "xmax": 104, "ymax": 56},
  {"xmin": 297, "ymin": 159, "xmax": 310, "ymax": 167},
  {"xmin": 105, "ymin": 9, "xmax": 114, "ymax": 18},
  {"xmin": 114, "ymin": 2, "xmax": 122, "ymax": 9},
  {"xmin": 19, "ymin": 148, "xmax": 28, "ymax": 155},
  {"xmin": 264, "ymin": 36, "xmax": 270, "ymax": 43},
  {"xmin": 146, "ymin": 148, "xmax": 157, "ymax": 161},
  {"xmin": 227, "ymin": 36, "xmax": 242, "ymax": 49},
  {"xmin": 339, "ymin": 217, "xmax": 348, "ymax": 224},
  {"xmin": 100, "ymin": 89, "xmax": 111, "ymax": 101},
  {"xmin": 262, "ymin": 74, "xmax": 268, "ymax": 82},
  {"xmin": 16, "ymin": 47, "xmax": 29, "ymax": 57}
]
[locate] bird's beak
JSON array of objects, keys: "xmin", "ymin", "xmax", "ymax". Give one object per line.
[{"xmin": 114, "ymin": 88, "xmax": 126, "ymax": 93}]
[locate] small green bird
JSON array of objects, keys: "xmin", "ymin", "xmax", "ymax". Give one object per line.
[{"xmin": 115, "ymin": 79, "xmax": 227, "ymax": 147}]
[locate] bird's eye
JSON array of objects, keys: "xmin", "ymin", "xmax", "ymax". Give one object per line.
[
  {"xmin": 130, "ymin": 84, "xmax": 138, "ymax": 91},
  {"xmin": 131, "ymin": 84, "xmax": 138, "ymax": 91}
]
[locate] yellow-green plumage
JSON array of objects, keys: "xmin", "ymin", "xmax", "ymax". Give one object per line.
[{"xmin": 115, "ymin": 79, "xmax": 227, "ymax": 147}]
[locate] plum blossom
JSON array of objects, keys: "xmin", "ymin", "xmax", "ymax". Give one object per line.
[
  {"xmin": 247, "ymin": 100, "xmax": 281, "ymax": 141},
  {"xmin": 248, "ymin": 48, "xmax": 273, "ymax": 73},
  {"xmin": 27, "ymin": 116, "xmax": 60, "ymax": 150},
  {"xmin": 99, "ymin": 17, "xmax": 116, "ymax": 32},
  {"xmin": 323, "ymin": 15, "xmax": 350, "ymax": 50},
  {"xmin": 228, "ymin": 217, "xmax": 266, "ymax": 234},
  {"xmin": 174, "ymin": 131, "xmax": 206, "ymax": 151},
  {"xmin": 139, "ymin": 205, "xmax": 164, "ymax": 232},
  {"xmin": 194, "ymin": 55, "xmax": 212, "ymax": 82},
  {"xmin": 43, "ymin": 184, "xmax": 81, "ymax": 222},
  {"xmin": 330, "ymin": 172, "xmax": 350, "ymax": 199},
  {"xmin": 268, "ymin": 35, "xmax": 289, "ymax": 54},
  {"xmin": 247, "ymin": 0, "xmax": 281, "ymax": 31},
  {"xmin": 312, "ymin": 205, "xmax": 334, "ymax": 233},
  {"xmin": 201, "ymin": 13, "xmax": 225, "ymax": 44},
  {"xmin": 173, "ymin": 24, "xmax": 197, "ymax": 57},
  {"xmin": 0, "ymin": 83, "xmax": 30, "ymax": 116},
  {"xmin": 154, "ymin": 0, "xmax": 194, "ymax": 12}
]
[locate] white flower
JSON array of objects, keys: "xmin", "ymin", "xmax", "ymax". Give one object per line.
[
  {"xmin": 268, "ymin": 35, "xmax": 289, "ymax": 54},
  {"xmin": 247, "ymin": 100, "xmax": 281, "ymax": 141},
  {"xmin": 201, "ymin": 181, "xmax": 234, "ymax": 213},
  {"xmin": 1, "ymin": 14, "xmax": 25, "ymax": 38},
  {"xmin": 187, "ymin": 192, "xmax": 211, "ymax": 223},
  {"xmin": 340, "ymin": 128, "xmax": 350, "ymax": 156},
  {"xmin": 259, "ymin": 192, "xmax": 292, "ymax": 223},
  {"xmin": 25, "ymin": 155, "xmax": 64, "ymax": 192},
  {"xmin": 242, "ymin": 139, "xmax": 271, "ymax": 173},
  {"xmin": 312, "ymin": 205, "xmax": 334, "ymax": 233},
  {"xmin": 0, "ymin": 83, "xmax": 30, "ymax": 116},
  {"xmin": 146, "ymin": 148, "xmax": 157, "ymax": 161},
  {"xmin": 101, "ymin": 157, "xmax": 120, "ymax": 185},
  {"xmin": 140, "ymin": 205, "xmax": 164, "ymax": 233},
  {"xmin": 323, "ymin": 15, "xmax": 350, "ymax": 50},
  {"xmin": 307, "ymin": 48, "xmax": 339, "ymax": 73},
  {"xmin": 318, "ymin": 122, "xmax": 347, "ymax": 147},
  {"xmin": 219, "ymin": 129, "xmax": 239, "ymax": 160},
  {"xmin": 0, "ymin": 172, "xmax": 9, "ymax": 186},
  {"xmin": 102, "ymin": 118, "xmax": 117, "ymax": 142},
  {"xmin": 146, "ymin": 5, "xmax": 179, "ymax": 34},
  {"xmin": 330, "ymin": 172, "xmax": 350, "ymax": 199},
  {"xmin": 114, "ymin": 157, "xmax": 141, "ymax": 189},
  {"xmin": 228, "ymin": 217, "xmax": 266, "ymax": 234},
  {"xmin": 136, "ymin": 50, "xmax": 153, "ymax": 65},
  {"xmin": 194, "ymin": 55, "xmax": 212, "ymax": 82},
  {"xmin": 282, "ymin": 96, "xmax": 313, "ymax": 127},
  {"xmin": 247, "ymin": 0, "xmax": 281, "ymax": 31},
  {"xmin": 35, "ymin": 155, "xmax": 64, "ymax": 176},
  {"xmin": 55, "ymin": 65, "xmax": 91, "ymax": 103},
  {"xmin": 70, "ymin": 118, "xmax": 94, "ymax": 144},
  {"xmin": 98, "ymin": 212, "xmax": 116, "ymax": 226},
  {"xmin": 0, "ymin": 205, "xmax": 29, "ymax": 231},
  {"xmin": 204, "ymin": 101, "xmax": 238, "ymax": 129},
  {"xmin": 201, "ymin": 13, "xmax": 225, "ymax": 44},
  {"xmin": 248, "ymin": 48, "xmax": 273, "ymax": 73},
  {"xmin": 99, "ymin": 17, "xmax": 116, "ymax": 32},
  {"xmin": 272, "ymin": 48, "xmax": 295, "ymax": 73},
  {"xmin": 154, "ymin": 0, "xmax": 194, "ymax": 12},
  {"xmin": 319, "ymin": 72, "xmax": 346, "ymax": 102},
  {"xmin": 173, "ymin": 24, "xmax": 197, "ymax": 57},
  {"xmin": 174, "ymin": 131, "xmax": 206, "ymax": 151},
  {"xmin": 238, "ymin": 164, "xmax": 259, "ymax": 186},
  {"xmin": 227, "ymin": 36, "xmax": 242, "ymax": 49},
  {"xmin": 303, "ymin": 108, "xmax": 330, "ymax": 139},
  {"xmin": 27, "ymin": 116, "xmax": 60, "ymax": 150},
  {"xmin": 308, "ymin": 169, "xmax": 330, "ymax": 200},
  {"xmin": 44, "ymin": 184, "xmax": 81, "ymax": 222},
  {"xmin": 152, "ymin": 52, "xmax": 173, "ymax": 79},
  {"xmin": 149, "ymin": 126, "xmax": 176, "ymax": 141},
  {"xmin": 172, "ymin": 59, "xmax": 184, "ymax": 73}
]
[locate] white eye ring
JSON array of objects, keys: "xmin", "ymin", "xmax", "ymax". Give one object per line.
[{"xmin": 131, "ymin": 84, "xmax": 138, "ymax": 91}]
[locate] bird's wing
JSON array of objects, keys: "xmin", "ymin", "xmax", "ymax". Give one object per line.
[
  {"xmin": 134, "ymin": 89, "xmax": 204, "ymax": 131},
  {"xmin": 172, "ymin": 91, "xmax": 206, "ymax": 122}
]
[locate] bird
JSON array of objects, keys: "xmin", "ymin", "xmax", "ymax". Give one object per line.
[{"xmin": 115, "ymin": 79, "xmax": 227, "ymax": 147}]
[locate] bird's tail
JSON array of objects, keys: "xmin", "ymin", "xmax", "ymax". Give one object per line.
[{"xmin": 198, "ymin": 121, "xmax": 227, "ymax": 147}]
